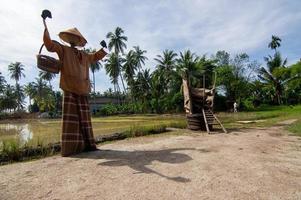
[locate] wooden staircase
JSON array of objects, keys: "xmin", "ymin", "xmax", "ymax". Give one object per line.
[{"xmin": 202, "ymin": 108, "xmax": 227, "ymax": 134}]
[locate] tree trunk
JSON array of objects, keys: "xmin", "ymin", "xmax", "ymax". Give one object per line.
[
  {"xmin": 93, "ymin": 72, "xmax": 96, "ymax": 94},
  {"xmin": 120, "ymin": 73, "xmax": 126, "ymax": 93},
  {"xmin": 93, "ymin": 72, "xmax": 96, "ymax": 114}
]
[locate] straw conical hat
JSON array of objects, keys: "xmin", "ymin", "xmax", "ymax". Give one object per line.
[{"xmin": 58, "ymin": 27, "xmax": 87, "ymax": 47}]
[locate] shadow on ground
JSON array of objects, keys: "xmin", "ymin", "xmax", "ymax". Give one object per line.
[{"xmin": 73, "ymin": 148, "xmax": 202, "ymax": 183}]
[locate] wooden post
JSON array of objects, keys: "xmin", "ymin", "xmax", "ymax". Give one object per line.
[
  {"xmin": 202, "ymin": 108, "xmax": 210, "ymax": 133},
  {"xmin": 182, "ymin": 78, "xmax": 192, "ymax": 114}
]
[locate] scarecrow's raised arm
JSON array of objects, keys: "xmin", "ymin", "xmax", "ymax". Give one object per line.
[
  {"xmin": 41, "ymin": 10, "xmax": 63, "ymax": 58},
  {"xmin": 87, "ymin": 40, "xmax": 108, "ymax": 63}
]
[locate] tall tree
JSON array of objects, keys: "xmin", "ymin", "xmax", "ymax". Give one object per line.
[
  {"xmin": 0, "ymin": 72, "xmax": 6, "ymax": 93},
  {"xmin": 85, "ymin": 48, "xmax": 103, "ymax": 94},
  {"xmin": 154, "ymin": 50, "xmax": 177, "ymax": 91},
  {"xmin": 24, "ymin": 82, "xmax": 36, "ymax": 107},
  {"xmin": 106, "ymin": 27, "xmax": 128, "ymax": 93},
  {"xmin": 134, "ymin": 69, "xmax": 151, "ymax": 112},
  {"xmin": 0, "ymin": 84, "xmax": 17, "ymax": 112},
  {"xmin": 15, "ymin": 83, "xmax": 25, "ymax": 110},
  {"xmin": 268, "ymin": 35, "xmax": 281, "ymax": 53},
  {"xmin": 133, "ymin": 46, "xmax": 148, "ymax": 72},
  {"xmin": 104, "ymin": 53, "xmax": 123, "ymax": 95},
  {"xmin": 123, "ymin": 50, "xmax": 137, "ymax": 86},
  {"xmin": 215, "ymin": 51, "xmax": 256, "ymax": 102},
  {"xmin": 31, "ymin": 78, "xmax": 55, "ymax": 112},
  {"xmin": 39, "ymin": 71, "xmax": 56, "ymax": 88},
  {"xmin": 258, "ymin": 52, "xmax": 288, "ymax": 104},
  {"xmin": 176, "ymin": 50, "xmax": 199, "ymax": 87},
  {"xmin": 8, "ymin": 62, "xmax": 25, "ymax": 85},
  {"xmin": 8, "ymin": 62, "xmax": 25, "ymax": 110}
]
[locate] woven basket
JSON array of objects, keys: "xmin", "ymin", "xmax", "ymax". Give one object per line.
[{"xmin": 36, "ymin": 44, "xmax": 61, "ymax": 74}]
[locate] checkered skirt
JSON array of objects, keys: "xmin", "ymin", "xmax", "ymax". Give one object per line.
[{"xmin": 61, "ymin": 91, "xmax": 96, "ymax": 156}]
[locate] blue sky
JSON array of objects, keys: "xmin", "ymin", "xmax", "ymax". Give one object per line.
[{"xmin": 0, "ymin": 0, "xmax": 301, "ymax": 97}]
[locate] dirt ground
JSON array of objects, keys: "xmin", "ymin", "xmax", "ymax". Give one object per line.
[{"xmin": 1, "ymin": 122, "xmax": 301, "ymax": 200}]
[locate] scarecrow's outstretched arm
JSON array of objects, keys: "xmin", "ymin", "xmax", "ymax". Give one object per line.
[
  {"xmin": 88, "ymin": 48, "xmax": 108, "ymax": 63},
  {"xmin": 43, "ymin": 23, "xmax": 63, "ymax": 58}
]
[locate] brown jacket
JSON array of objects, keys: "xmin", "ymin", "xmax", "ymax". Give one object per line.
[{"xmin": 43, "ymin": 29, "xmax": 107, "ymax": 95}]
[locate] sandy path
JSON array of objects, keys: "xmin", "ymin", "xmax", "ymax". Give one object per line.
[{"xmin": 1, "ymin": 125, "xmax": 301, "ymax": 200}]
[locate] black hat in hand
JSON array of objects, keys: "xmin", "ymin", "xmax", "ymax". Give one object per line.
[
  {"xmin": 41, "ymin": 10, "xmax": 52, "ymax": 20},
  {"xmin": 100, "ymin": 40, "xmax": 107, "ymax": 48}
]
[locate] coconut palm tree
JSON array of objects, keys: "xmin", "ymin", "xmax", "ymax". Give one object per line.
[
  {"xmin": 176, "ymin": 50, "xmax": 199, "ymax": 87},
  {"xmin": 154, "ymin": 50, "xmax": 177, "ymax": 85},
  {"xmin": 84, "ymin": 48, "xmax": 103, "ymax": 94},
  {"xmin": 8, "ymin": 62, "xmax": 25, "ymax": 111},
  {"xmin": 8, "ymin": 62, "xmax": 25, "ymax": 85},
  {"xmin": 104, "ymin": 53, "xmax": 123, "ymax": 95},
  {"xmin": 32, "ymin": 78, "xmax": 48, "ymax": 101},
  {"xmin": 106, "ymin": 27, "xmax": 128, "ymax": 55},
  {"xmin": 268, "ymin": 35, "xmax": 281, "ymax": 53},
  {"xmin": 30, "ymin": 78, "xmax": 55, "ymax": 112},
  {"xmin": 15, "ymin": 83, "xmax": 25, "ymax": 110},
  {"xmin": 0, "ymin": 72, "xmax": 6, "ymax": 93},
  {"xmin": 123, "ymin": 50, "xmax": 137, "ymax": 84},
  {"xmin": 0, "ymin": 84, "xmax": 17, "ymax": 112},
  {"xmin": 39, "ymin": 71, "xmax": 56, "ymax": 88},
  {"xmin": 258, "ymin": 52, "xmax": 288, "ymax": 104},
  {"xmin": 133, "ymin": 46, "xmax": 148, "ymax": 72},
  {"xmin": 106, "ymin": 27, "xmax": 128, "ymax": 93},
  {"xmin": 134, "ymin": 69, "xmax": 151, "ymax": 112},
  {"xmin": 24, "ymin": 82, "xmax": 36, "ymax": 107}
]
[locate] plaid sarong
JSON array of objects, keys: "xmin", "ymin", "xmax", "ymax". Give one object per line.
[{"xmin": 61, "ymin": 91, "xmax": 96, "ymax": 156}]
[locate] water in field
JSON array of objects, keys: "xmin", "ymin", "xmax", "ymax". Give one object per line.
[{"xmin": 0, "ymin": 115, "xmax": 185, "ymax": 147}]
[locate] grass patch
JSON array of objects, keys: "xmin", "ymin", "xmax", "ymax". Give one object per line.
[
  {"xmin": 218, "ymin": 105, "xmax": 301, "ymax": 129},
  {"xmin": 0, "ymin": 139, "xmax": 60, "ymax": 164},
  {"xmin": 287, "ymin": 120, "xmax": 301, "ymax": 136}
]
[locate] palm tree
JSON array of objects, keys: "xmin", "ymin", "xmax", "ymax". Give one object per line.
[
  {"xmin": 104, "ymin": 53, "xmax": 123, "ymax": 95},
  {"xmin": 268, "ymin": 35, "xmax": 281, "ymax": 53},
  {"xmin": 154, "ymin": 50, "xmax": 177, "ymax": 92},
  {"xmin": 39, "ymin": 71, "xmax": 56, "ymax": 88},
  {"xmin": 8, "ymin": 62, "xmax": 25, "ymax": 85},
  {"xmin": 176, "ymin": 50, "xmax": 197, "ymax": 75},
  {"xmin": 123, "ymin": 50, "xmax": 137, "ymax": 85},
  {"xmin": 8, "ymin": 62, "xmax": 25, "ymax": 111},
  {"xmin": 133, "ymin": 46, "xmax": 148, "ymax": 72},
  {"xmin": 134, "ymin": 69, "xmax": 151, "ymax": 112},
  {"xmin": 15, "ymin": 83, "xmax": 25, "ymax": 110},
  {"xmin": 24, "ymin": 82, "xmax": 36, "ymax": 107},
  {"xmin": 31, "ymin": 78, "xmax": 55, "ymax": 112},
  {"xmin": 0, "ymin": 72, "xmax": 6, "ymax": 93},
  {"xmin": 0, "ymin": 84, "xmax": 17, "ymax": 112},
  {"xmin": 175, "ymin": 50, "xmax": 199, "ymax": 88},
  {"xmin": 106, "ymin": 27, "xmax": 128, "ymax": 55},
  {"xmin": 106, "ymin": 27, "xmax": 128, "ymax": 93},
  {"xmin": 258, "ymin": 52, "xmax": 288, "ymax": 104},
  {"xmin": 85, "ymin": 48, "xmax": 103, "ymax": 94},
  {"xmin": 32, "ymin": 78, "xmax": 48, "ymax": 101}
]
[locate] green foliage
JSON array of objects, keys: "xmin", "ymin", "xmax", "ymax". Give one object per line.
[
  {"xmin": 0, "ymin": 140, "xmax": 22, "ymax": 162},
  {"xmin": 240, "ymin": 98, "xmax": 256, "ymax": 111},
  {"xmin": 96, "ymin": 103, "xmax": 144, "ymax": 116}
]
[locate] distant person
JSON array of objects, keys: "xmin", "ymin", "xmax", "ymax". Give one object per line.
[
  {"xmin": 41, "ymin": 10, "xmax": 107, "ymax": 156},
  {"xmin": 233, "ymin": 102, "xmax": 238, "ymax": 112}
]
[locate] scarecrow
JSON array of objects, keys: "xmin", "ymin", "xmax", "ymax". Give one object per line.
[{"xmin": 40, "ymin": 10, "xmax": 107, "ymax": 156}]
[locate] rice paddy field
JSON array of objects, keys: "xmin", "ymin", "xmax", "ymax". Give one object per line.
[
  {"xmin": 0, "ymin": 115, "xmax": 186, "ymax": 148},
  {"xmin": 0, "ymin": 105, "xmax": 300, "ymax": 150}
]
